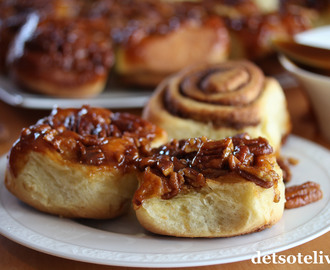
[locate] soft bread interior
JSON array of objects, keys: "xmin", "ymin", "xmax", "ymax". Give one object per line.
[
  {"xmin": 135, "ymin": 172, "xmax": 285, "ymax": 238},
  {"xmin": 5, "ymin": 150, "xmax": 138, "ymax": 219}
]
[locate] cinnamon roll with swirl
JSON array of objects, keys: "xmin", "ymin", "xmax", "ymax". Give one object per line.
[
  {"xmin": 143, "ymin": 60, "xmax": 291, "ymax": 153},
  {"xmin": 5, "ymin": 106, "xmax": 167, "ymax": 219},
  {"xmin": 133, "ymin": 135, "xmax": 285, "ymax": 237},
  {"xmin": 8, "ymin": 17, "xmax": 114, "ymax": 98}
]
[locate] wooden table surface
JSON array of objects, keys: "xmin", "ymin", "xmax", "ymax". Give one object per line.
[{"xmin": 0, "ymin": 76, "xmax": 329, "ymax": 270}]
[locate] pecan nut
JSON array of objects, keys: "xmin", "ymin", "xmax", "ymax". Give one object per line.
[
  {"xmin": 135, "ymin": 136, "xmax": 281, "ymax": 205},
  {"xmin": 285, "ymin": 181, "xmax": 323, "ymax": 209}
]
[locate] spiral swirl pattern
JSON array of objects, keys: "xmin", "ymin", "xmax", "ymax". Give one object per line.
[{"xmin": 164, "ymin": 61, "xmax": 265, "ymax": 129}]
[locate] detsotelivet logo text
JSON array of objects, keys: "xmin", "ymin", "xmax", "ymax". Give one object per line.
[{"xmin": 252, "ymin": 251, "xmax": 330, "ymax": 265}]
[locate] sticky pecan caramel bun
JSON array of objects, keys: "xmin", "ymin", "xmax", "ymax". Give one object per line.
[
  {"xmin": 280, "ymin": 0, "xmax": 330, "ymax": 26},
  {"xmin": 0, "ymin": 0, "xmax": 80, "ymax": 73},
  {"xmin": 109, "ymin": 0, "xmax": 230, "ymax": 87},
  {"xmin": 133, "ymin": 135, "xmax": 285, "ymax": 237},
  {"xmin": 199, "ymin": 0, "xmax": 313, "ymax": 59},
  {"xmin": 5, "ymin": 106, "xmax": 167, "ymax": 219},
  {"xmin": 223, "ymin": 6, "xmax": 313, "ymax": 59},
  {"xmin": 8, "ymin": 16, "xmax": 114, "ymax": 98},
  {"xmin": 143, "ymin": 60, "xmax": 291, "ymax": 153}
]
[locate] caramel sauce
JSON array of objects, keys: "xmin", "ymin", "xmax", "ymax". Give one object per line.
[
  {"xmin": 9, "ymin": 106, "xmax": 164, "ymax": 177},
  {"xmin": 275, "ymin": 40, "xmax": 330, "ymax": 77},
  {"xmin": 11, "ymin": 17, "xmax": 113, "ymax": 84},
  {"xmin": 224, "ymin": 8, "xmax": 312, "ymax": 59},
  {"xmin": 134, "ymin": 135, "xmax": 280, "ymax": 206},
  {"xmin": 274, "ymin": 39, "xmax": 330, "ymax": 72},
  {"xmin": 9, "ymin": 106, "xmax": 282, "ymax": 208},
  {"xmin": 109, "ymin": 1, "xmax": 229, "ymax": 68},
  {"xmin": 85, "ymin": 0, "xmax": 214, "ymax": 44}
]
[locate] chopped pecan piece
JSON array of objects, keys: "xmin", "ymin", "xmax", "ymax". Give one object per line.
[
  {"xmin": 180, "ymin": 167, "xmax": 206, "ymax": 188},
  {"xmin": 285, "ymin": 181, "xmax": 323, "ymax": 209},
  {"xmin": 135, "ymin": 136, "xmax": 281, "ymax": 205},
  {"xmin": 192, "ymin": 138, "xmax": 233, "ymax": 169},
  {"xmin": 232, "ymin": 136, "xmax": 273, "ymax": 156}
]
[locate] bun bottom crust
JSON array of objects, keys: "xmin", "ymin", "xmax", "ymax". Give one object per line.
[
  {"xmin": 12, "ymin": 70, "xmax": 107, "ymax": 98},
  {"xmin": 135, "ymin": 173, "xmax": 285, "ymax": 238},
  {"xmin": 5, "ymin": 150, "xmax": 138, "ymax": 219}
]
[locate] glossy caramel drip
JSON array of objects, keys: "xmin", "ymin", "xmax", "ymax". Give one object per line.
[
  {"xmin": 274, "ymin": 39, "xmax": 330, "ymax": 72},
  {"xmin": 84, "ymin": 0, "xmax": 215, "ymax": 44},
  {"xmin": 0, "ymin": 0, "xmax": 81, "ymax": 73},
  {"xmin": 10, "ymin": 17, "xmax": 113, "ymax": 85},
  {"xmin": 134, "ymin": 135, "xmax": 280, "ymax": 206},
  {"xmin": 9, "ymin": 106, "xmax": 164, "ymax": 176}
]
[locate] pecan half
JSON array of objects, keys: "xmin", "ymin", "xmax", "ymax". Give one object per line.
[{"xmin": 285, "ymin": 181, "xmax": 323, "ymax": 209}]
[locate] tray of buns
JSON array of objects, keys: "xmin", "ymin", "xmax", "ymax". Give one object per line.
[
  {"xmin": 0, "ymin": 0, "xmax": 325, "ymax": 109},
  {"xmin": 0, "ymin": 75, "xmax": 151, "ymax": 108}
]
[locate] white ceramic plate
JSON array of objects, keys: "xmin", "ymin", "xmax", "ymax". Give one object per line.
[
  {"xmin": 0, "ymin": 76, "xmax": 151, "ymax": 109},
  {"xmin": 0, "ymin": 74, "xmax": 299, "ymax": 110},
  {"xmin": 0, "ymin": 135, "xmax": 329, "ymax": 268}
]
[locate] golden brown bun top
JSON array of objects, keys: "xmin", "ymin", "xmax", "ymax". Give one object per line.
[
  {"xmin": 158, "ymin": 60, "xmax": 268, "ymax": 129},
  {"xmin": 134, "ymin": 134, "xmax": 281, "ymax": 207},
  {"xmin": 9, "ymin": 105, "xmax": 167, "ymax": 175}
]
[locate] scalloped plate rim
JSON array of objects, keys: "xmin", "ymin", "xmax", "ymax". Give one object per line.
[{"xmin": 0, "ymin": 135, "xmax": 329, "ymax": 268}]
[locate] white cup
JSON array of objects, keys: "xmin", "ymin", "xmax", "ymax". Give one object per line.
[{"xmin": 279, "ymin": 54, "xmax": 330, "ymax": 141}]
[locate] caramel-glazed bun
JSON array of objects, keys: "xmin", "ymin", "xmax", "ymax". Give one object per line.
[
  {"xmin": 113, "ymin": 1, "xmax": 230, "ymax": 87},
  {"xmin": 223, "ymin": 6, "xmax": 312, "ymax": 59},
  {"xmin": 0, "ymin": 0, "xmax": 80, "ymax": 73},
  {"xmin": 8, "ymin": 17, "xmax": 114, "ymax": 98},
  {"xmin": 143, "ymin": 60, "xmax": 291, "ymax": 153},
  {"xmin": 133, "ymin": 136, "xmax": 285, "ymax": 238},
  {"xmin": 5, "ymin": 106, "xmax": 167, "ymax": 219},
  {"xmin": 202, "ymin": 0, "xmax": 313, "ymax": 59}
]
